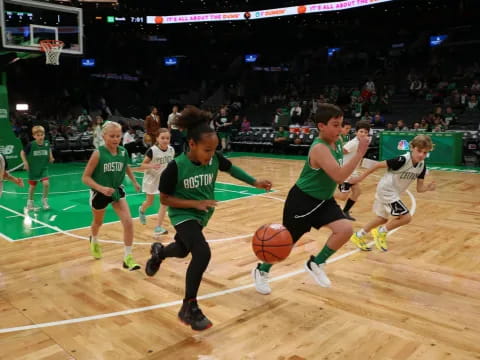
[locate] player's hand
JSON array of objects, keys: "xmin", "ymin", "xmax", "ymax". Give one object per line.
[
  {"xmin": 150, "ymin": 163, "xmax": 162, "ymax": 170},
  {"xmin": 195, "ymin": 200, "xmax": 217, "ymax": 212},
  {"xmin": 15, "ymin": 177, "xmax": 24, "ymax": 187},
  {"xmin": 426, "ymin": 181, "xmax": 436, "ymax": 191},
  {"xmin": 49, "ymin": 157, "xmax": 55, "ymax": 163},
  {"xmin": 357, "ymin": 136, "xmax": 369, "ymax": 156},
  {"xmin": 101, "ymin": 186, "xmax": 115, "ymax": 196},
  {"xmin": 23, "ymin": 163, "xmax": 29, "ymax": 171},
  {"xmin": 133, "ymin": 182, "xmax": 141, "ymax": 192},
  {"xmin": 254, "ymin": 179, "xmax": 272, "ymax": 191}
]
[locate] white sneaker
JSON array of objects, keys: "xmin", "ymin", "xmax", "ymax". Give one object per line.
[
  {"xmin": 304, "ymin": 256, "xmax": 331, "ymax": 288},
  {"xmin": 42, "ymin": 198, "xmax": 50, "ymax": 210},
  {"xmin": 252, "ymin": 266, "xmax": 271, "ymax": 295},
  {"xmin": 26, "ymin": 201, "xmax": 39, "ymax": 211}
]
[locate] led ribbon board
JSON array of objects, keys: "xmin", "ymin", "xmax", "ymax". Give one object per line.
[{"xmin": 147, "ymin": 0, "xmax": 394, "ymax": 24}]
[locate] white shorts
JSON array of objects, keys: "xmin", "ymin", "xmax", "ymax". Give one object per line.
[
  {"xmin": 142, "ymin": 178, "xmax": 160, "ymax": 195},
  {"xmin": 373, "ymin": 198, "xmax": 409, "ymax": 219}
]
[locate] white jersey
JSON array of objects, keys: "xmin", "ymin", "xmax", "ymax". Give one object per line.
[
  {"xmin": 343, "ymin": 137, "xmax": 359, "ymax": 165},
  {"xmin": 375, "ymin": 152, "xmax": 426, "ymax": 203},
  {"xmin": 142, "ymin": 145, "xmax": 175, "ymax": 194}
]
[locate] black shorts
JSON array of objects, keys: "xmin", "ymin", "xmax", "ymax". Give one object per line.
[
  {"xmin": 89, "ymin": 186, "xmax": 126, "ymax": 210},
  {"xmin": 283, "ymin": 185, "xmax": 346, "ymax": 243}
]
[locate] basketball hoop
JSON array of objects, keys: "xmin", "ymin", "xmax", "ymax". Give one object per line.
[{"xmin": 39, "ymin": 39, "xmax": 64, "ymax": 65}]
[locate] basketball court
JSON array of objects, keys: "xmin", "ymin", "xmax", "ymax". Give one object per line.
[
  {"xmin": 0, "ymin": 1, "xmax": 479, "ymax": 359},
  {"xmin": 0, "ymin": 155, "xmax": 479, "ymax": 360}
]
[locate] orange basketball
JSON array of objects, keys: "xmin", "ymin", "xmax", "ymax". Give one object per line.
[{"xmin": 252, "ymin": 224, "xmax": 293, "ymax": 263}]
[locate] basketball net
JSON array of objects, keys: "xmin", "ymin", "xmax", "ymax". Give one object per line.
[{"xmin": 39, "ymin": 40, "xmax": 64, "ymax": 66}]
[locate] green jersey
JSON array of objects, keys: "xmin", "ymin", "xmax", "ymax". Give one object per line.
[
  {"xmin": 26, "ymin": 141, "xmax": 50, "ymax": 180},
  {"xmin": 340, "ymin": 134, "xmax": 350, "ymax": 144},
  {"xmin": 167, "ymin": 152, "xmax": 220, "ymax": 227},
  {"xmin": 92, "ymin": 146, "xmax": 129, "ymax": 200},
  {"xmin": 295, "ymin": 138, "xmax": 343, "ymax": 200}
]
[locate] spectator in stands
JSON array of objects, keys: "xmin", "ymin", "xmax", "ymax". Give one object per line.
[
  {"xmin": 371, "ymin": 112, "xmax": 385, "ymax": 128},
  {"xmin": 214, "ymin": 106, "xmax": 233, "ymax": 152},
  {"xmin": 467, "ymin": 95, "xmax": 479, "ymax": 111},
  {"xmin": 76, "ymin": 109, "xmax": 92, "ymax": 133},
  {"xmin": 385, "ymin": 122, "xmax": 394, "ymax": 131},
  {"xmin": 380, "ymin": 93, "xmax": 392, "ymax": 114},
  {"xmin": 412, "ymin": 122, "xmax": 421, "ymax": 131},
  {"xmin": 444, "ymin": 106, "xmax": 457, "ymax": 127},
  {"xmin": 168, "ymin": 105, "xmax": 185, "ymax": 155},
  {"xmin": 241, "ymin": 116, "xmax": 251, "ymax": 132},
  {"xmin": 395, "ymin": 120, "xmax": 408, "ymax": 131},
  {"xmin": 273, "ymin": 126, "xmax": 289, "ymax": 154},
  {"xmin": 471, "ymin": 80, "xmax": 480, "ymax": 95},
  {"xmin": 365, "ymin": 78, "xmax": 375, "ymax": 93},
  {"xmin": 290, "ymin": 103, "xmax": 302, "ymax": 124},
  {"xmin": 92, "ymin": 115, "xmax": 104, "ymax": 149},
  {"xmin": 145, "ymin": 106, "xmax": 161, "ymax": 147},
  {"xmin": 419, "ymin": 118, "xmax": 429, "ymax": 131},
  {"xmin": 432, "ymin": 116, "xmax": 445, "ymax": 132},
  {"xmin": 122, "ymin": 126, "xmax": 137, "ymax": 159}
]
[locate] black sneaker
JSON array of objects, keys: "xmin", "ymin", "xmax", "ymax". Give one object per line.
[
  {"xmin": 178, "ymin": 299, "xmax": 212, "ymax": 331},
  {"xmin": 343, "ymin": 211, "xmax": 356, "ymax": 221},
  {"xmin": 145, "ymin": 242, "xmax": 164, "ymax": 276}
]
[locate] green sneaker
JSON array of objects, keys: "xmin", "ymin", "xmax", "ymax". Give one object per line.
[
  {"xmin": 138, "ymin": 206, "xmax": 147, "ymax": 225},
  {"xmin": 123, "ymin": 254, "xmax": 141, "ymax": 271},
  {"xmin": 350, "ymin": 232, "xmax": 371, "ymax": 251},
  {"xmin": 371, "ymin": 228, "xmax": 388, "ymax": 252},
  {"xmin": 89, "ymin": 237, "xmax": 102, "ymax": 259}
]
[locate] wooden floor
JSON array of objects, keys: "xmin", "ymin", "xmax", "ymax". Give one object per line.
[{"xmin": 0, "ymin": 156, "xmax": 479, "ymax": 360}]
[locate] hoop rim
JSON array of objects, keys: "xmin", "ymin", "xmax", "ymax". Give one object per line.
[{"xmin": 39, "ymin": 39, "xmax": 65, "ymax": 51}]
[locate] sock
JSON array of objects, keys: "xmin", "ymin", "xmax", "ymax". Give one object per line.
[
  {"xmin": 378, "ymin": 226, "xmax": 388, "ymax": 233},
  {"xmin": 27, "ymin": 199, "xmax": 33, "ymax": 205},
  {"xmin": 343, "ymin": 199, "xmax": 355, "ymax": 212},
  {"xmin": 314, "ymin": 244, "xmax": 336, "ymax": 265},
  {"xmin": 90, "ymin": 235, "xmax": 98, "ymax": 244},
  {"xmin": 124, "ymin": 246, "xmax": 132, "ymax": 257},
  {"xmin": 356, "ymin": 229, "xmax": 367, "ymax": 237},
  {"xmin": 259, "ymin": 263, "xmax": 273, "ymax": 273}
]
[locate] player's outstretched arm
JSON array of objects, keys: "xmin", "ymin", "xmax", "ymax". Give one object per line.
[
  {"xmin": 349, "ymin": 161, "xmax": 388, "ymax": 184},
  {"xmin": 416, "ymin": 179, "xmax": 436, "ymax": 193}
]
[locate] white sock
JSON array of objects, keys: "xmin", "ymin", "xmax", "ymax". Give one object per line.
[
  {"xmin": 357, "ymin": 229, "xmax": 367, "ymax": 237},
  {"xmin": 27, "ymin": 199, "xmax": 33, "ymax": 205},
  {"xmin": 378, "ymin": 226, "xmax": 388, "ymax": 233},
  {"xmin": 124, "ymin": 246, "xmax": 132, "ymax": 257},
  {"xmin": 90, "ymin": 236, "xmax": 98, "ymax": 244}
]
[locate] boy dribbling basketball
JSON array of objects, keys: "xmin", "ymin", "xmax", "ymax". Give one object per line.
[{"xmin": 253, "ymin": 104, "xmax": 369, "ymax": 294}]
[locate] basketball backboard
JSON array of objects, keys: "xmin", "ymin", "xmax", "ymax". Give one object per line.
[{"xmin": 0, "ymin": 0, "xmax": 83, "ymax": 55}]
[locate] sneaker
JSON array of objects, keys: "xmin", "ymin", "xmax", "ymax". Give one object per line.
[
  {"xmin": 42, "ymin": 198, "xmax": 50, "ymax": 210},
  {"xmin": 252, "ymin": 264, "xmax": 271, "ymax": 295},
  {"xmin": 178, "ymin": 299, "xmax": 212, "ymax": 331},
  {"xmin": 343, "ymin": 211, "xmax": 356, "ymax": 221},
  {"xmin": 89, "ymin": 236, "xmax": 102, "ymax": 259},
  {"xmin": 371, "ymin": 228, "xmax": 388, "ymax": 252},
  {"xmin": 153, "ymin": 226, "xmax": 168, "ymax": 237},
  {"xmin": 138, "ymin": 206, "xmax": 146, "ymax": 225},
  {"xmin": 145, "ymin": 242, "xmax": 164, "ymax": 276},
  {"xmin": 304, "ymin": 256, "xmax": 331, "ymax": 288},
  {"xmin": 123, "ymin": 254, "xmax": 141, "ymax": 271},
  {"xmin": 26, "ymin": 201, "xmax": 39, "ymax": 212},
  {"xmin": 350, "ymin": 232, "xmax": 371, "ymax": 251}
]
